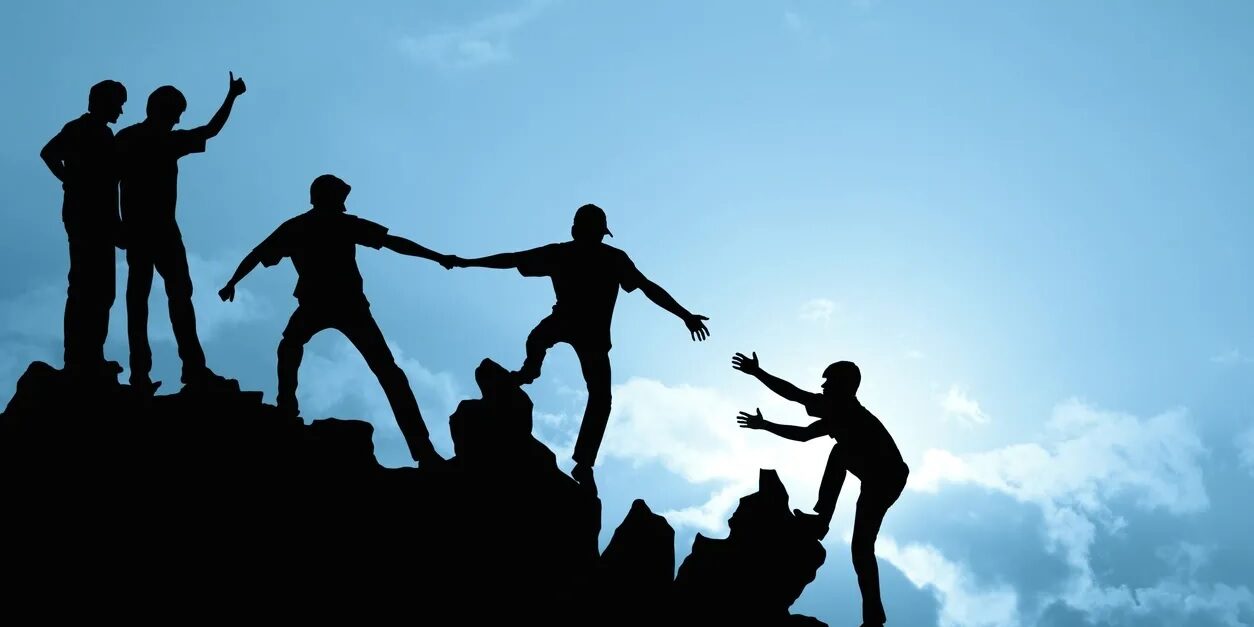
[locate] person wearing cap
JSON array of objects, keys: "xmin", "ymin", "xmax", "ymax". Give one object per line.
[
  {"xmin": 114, "ymin": 72, "xmax": 247, "ymax": 393},
  {"xmin": 731, "ymin": 351, "xmax": 908, "ymax": 627},
  {"xmin": 217, "ymin": 174, "xmax": 453, "ymax": 467},
  {"xmin": 451, "ymin": 203, "xmax": 710, "ymax": 491},
  {"xmin": 40, "ymin": 79, "xmax": 128, "ymax": 382}
]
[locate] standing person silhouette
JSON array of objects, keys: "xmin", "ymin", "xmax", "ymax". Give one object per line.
[
  {"xmin": 453, "ymin": 204, "xmax": 710, "ymax": 492},
  {"xmin": 40, "ymin": 79, "xmax": 128, "ymax": 382},
  {"xmin": 732, "ymin": 352, "xmax": 908, "ymax": 627},
  {"xmin": 218, "ymin": 174, "xmax": 451, "ymax": 467},
  {"xmin": 116, "ymin": 72, "xmax": 247, "ymax": 393}
]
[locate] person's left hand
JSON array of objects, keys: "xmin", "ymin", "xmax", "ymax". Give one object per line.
[
  {"xmin": 685, "ymin": 313, "xmax": 710, "ymax": 341},
  {"xmin": 736, "ymin": 408, "xmax": 765, "ymax": 429}
]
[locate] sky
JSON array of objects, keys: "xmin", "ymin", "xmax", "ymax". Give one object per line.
[{"xmin": 2, "ymin": 1, "xmax": 1252, "ymax": 624}]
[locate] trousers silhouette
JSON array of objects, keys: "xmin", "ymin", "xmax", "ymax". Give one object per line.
[
  {"xmin": 277, "ymin": 304, "xmax": 431, "ymax": 459},
  {"xmin": 126, "ymin": 231, "xmax": 207, "ymax": 382},
  {"xmin": 518, "ymin": 314, "xmax": 611, "ymax": 467},
  {"xmin": 815, "ymin": 444, "xmax": 907, "ymax": 626},
  {"xmin": 64, "ymin": 225, "xmax": 116, "ymax": 369}
]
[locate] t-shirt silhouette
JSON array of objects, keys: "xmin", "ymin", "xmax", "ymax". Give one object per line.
[
  {"xmin": 804, "ymin": 395, "xmax": 908, "ymax": 479},
  {"xmin": 515, "ymin": 241, "xmax": 646, "ymax": 349},
  {"xmin": 47, "ymin": 114, "xmax": 118, "ymax": 227},
  {"xmin": 253, "ymin": 209, "xmax": 389, "ymax": 308},
  {"xmin": 115, "ymin": 121, "xmax": 208, "ymax": 235}
]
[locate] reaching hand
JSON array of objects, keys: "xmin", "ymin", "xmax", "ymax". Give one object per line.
[
  {"xmin": 732, "ymin": 351, "xmax": 760, "ymax": 376},
  {"xmin": 228, "ymin": 71, "xmax": 247, "ymax": 97},
  {"xmin": 685, "ymin": 314, "xmax": 710, "ymax": 341},
  {"xmin": 736, "ymin": 408, "xmax": 765, "ymax": 430},
  {"xmin": 218, "ymin": 284, "xmax": 235, "ymax": 302},
  {"xmin": 440, "ymin": 255, "xmax": 465, "ymax": 270}
]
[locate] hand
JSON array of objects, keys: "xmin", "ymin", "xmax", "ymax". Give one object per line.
[
  {"xmin": 228, "ymin": 71, "xmax": 247, "ymax": 97},
  {"xmin": 218, "ymin": 284, "xmax": 235, "ymax": 302},
  {"xmin": 732, "ymin": 351, "xmax": 760, "ymax": 376},
  {"xmin": 439, "ymin": 255, "xmax": 463, "ymax": 270},
  {"xmin": 736, "ymin": 408, "xmax": 765, "ymax": 430},
  {"xmin": 684, "ymin": 314, "xmax": 710, "ymax": 341}
]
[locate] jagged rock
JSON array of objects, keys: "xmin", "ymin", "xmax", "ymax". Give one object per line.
[
  {"xmin": 673, "ymin": 469, "xmax": 828, "ymax": 627},
  {"xmin": 594, "ymin": 498, "xmax": 676, "ymax": 623}
]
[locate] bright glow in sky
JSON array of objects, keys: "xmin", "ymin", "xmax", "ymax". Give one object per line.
[{"xmin": 2, "ymin": 2, "xmax": 1252, "ymax": 624}]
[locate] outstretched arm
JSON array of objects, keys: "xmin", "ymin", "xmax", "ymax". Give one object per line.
[
  {"xmin": 732, "ymin": 352, "xmax": 814, "ymax": 405},
  {"xmin": 382, "ymin": 235, "xmax": 455, "ymax": 268},
  {"xmin": 197, "ymin": 72, "xmax": 247, "ymax": 140},
  {"xmin": 219, "ymin": 250, "xmax": 261, "ymax": 302},
  {"xmin": 639, "ymin": 279, "xmax": 710, "ymax": 341},
  {"xmin": 456, "ymin": 251, "xmax": 526, "ymax": 270},
  {"xmin": 737, "ymin": 409, "xmax": 826, "ymax": 442}
]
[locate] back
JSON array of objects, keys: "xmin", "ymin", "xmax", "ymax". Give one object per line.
[
  {"xmin": 516, "ymin": 241, "xmax": 645, "ymax": 341},
  {"xmin": 805, "ymin": 395, "xmax": 908, "ymax": 480},
  {"xmin": 254, "ymin": 209, "xmax": 389, "ymax": 307},
  {"xmin": 115, "ymin": 121, "xmax": 207, "ymax": 232},
  {"xmin": 50, "ymin": 114, "xmax": 118, "ymax": 224}
]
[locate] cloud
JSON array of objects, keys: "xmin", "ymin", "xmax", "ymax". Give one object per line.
[
  {"xmin": 798, "ymin": 298, "xmax": 837, "ymax": 324},
  {"xmin": 877, "ymin": 537, "xmax": 1021, "ymax": 627},
  {"xmin": 940, "ymin": 385, "xmax": 990, "ymax": 426},
  {"xmin": 1211, "ymin": 348, "xmax": 1254, "ymax": 365},
  {"xmin": 1238, "ymin": 425, "xmax": 1254, "ymax": 477},
  {"xmin": 910, "ymin": 399, "xmax": 1228, "ymax": 624},
  {"xmin": 399, "ymin": 0, "xmax": 553, "ymax": 69}
]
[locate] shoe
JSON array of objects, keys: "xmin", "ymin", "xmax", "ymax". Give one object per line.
[
  {"xmin": 508, "ymin": 369, "xmax": 538, "ymax": 386},
  {"xmin": 571, "ymin": 463, "xmax": 598, "ymax": 496},
  {"xmin": 793, "ymin": 509, "xmax": 830, "ymax": 540},
  {"xmin": 182, "ymin": 368, "xmax": 239, "ymax": 393}
]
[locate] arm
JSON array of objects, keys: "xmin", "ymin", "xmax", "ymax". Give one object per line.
[
  {"xmin": 218, "ymin": 249, "xmax": 261, "ymax": 302},
  {"xmin": 382, "ymin": 234, "xmax": 454, "ymax": 268},
  {"xmin": 737, "ymin": 409, "xmax": 826, "ymax": 442},
  {"xmin": 732, "ymin": 352, "xmax": 814, "ymax": 405},
  {"xmin": 40, "ymin": 132, "xmax": 67, "ymax": 183},
  {"xmin": 639, "ymin": 278, "xmax": 710, "ymax": 341},
  {"xmin": 196, "ymin": 72, "xmax": 247, "ymax": 140},
  {"xmin": 457, "ymin": 251, "xmax": 527, "ymax": 270}
]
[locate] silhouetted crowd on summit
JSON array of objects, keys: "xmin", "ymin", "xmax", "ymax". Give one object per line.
[{"xmin": 38, "ymin": 74, "xmax": 908, "ymax": 626}]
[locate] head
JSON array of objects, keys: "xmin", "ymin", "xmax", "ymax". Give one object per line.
[
  {"xmin": 571, "ymin": 203, "xmax": 613, "ymax": 243},
  {"xmin": 87, "ymin": 80, "xmax": 127, "ymax": 124},
  {"xmin": 146, "ymin": 85, "xmax": 187, "ymax": 129},
  {"xmin": 820, "ymin": 361, "xmax": 860, "ymax": 398},
  {"xmin": 309, "ymin": 174, "xmax": 351, "ymax": 212}
]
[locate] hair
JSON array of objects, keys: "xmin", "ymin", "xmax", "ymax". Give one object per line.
[
  {"xmin": 146, "ymin": 85, "xmax": 187, "ymax": 118},
  {"xmin": 87, "ymin": 80, "xmax": 127, "ymax": 113},
  {"xmin": 821, "ymin": 361, "xmax": 861, "ymax": 395},
  {"xmin": 309, "ymin": 174, "xmax": 352, "ymax": 208}
]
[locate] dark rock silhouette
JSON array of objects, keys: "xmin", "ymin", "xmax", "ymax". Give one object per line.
[
  {"xmin": 0, "ymin": 361, "xmax": 827, "ymax": 624},
  {"xmin": 674, "ymin": 469, "xmax": 828, "ymax": 626}
]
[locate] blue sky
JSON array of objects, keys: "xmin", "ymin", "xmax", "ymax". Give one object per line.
[{"xmin": 2, "ymin": 1, "xmax": 1252, "ymax": 624}]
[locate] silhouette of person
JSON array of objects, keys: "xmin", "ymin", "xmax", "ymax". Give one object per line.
[
  {"xmin": 115, "ymin": 73, "xmax": 247, "ymax": 393},
  {"xmin": 732, "ymin": 352, "xmax": 908, "ymax": 627},
  {"xmin": 452, "ymin": 203, "xmax": 710, "ymax": 492},
  {"xmin": 40, "ymin": 80, "xmax": 128, "ymax": 381},
  {"xmin": 218, "ymin": 174, "xmax": 451, "ymax": 466}
]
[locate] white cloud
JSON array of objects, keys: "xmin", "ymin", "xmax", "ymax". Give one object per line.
[
  {"xmin": 399, "ymin": 0, "xmax": 552, "ymax": 69},
  {"xmin": 877, "ymin": 537, "xmax": 1021, "ymax": 627},
  {"xmin": 1238, "ymin": 425, "xmax": 1254, "ymax": 477},
  {"xmin": 940, "ymin": 385, "xmax": 990, "ymax": 426},
  {"xmin": 911, "ymin": 399, "xmax": 1222, "ymax": 623},
  {"xmin": 798, "ymin": 298, "xmax": 837, "ymax": 324},
  {"xmin": 1210, "ymin": 348, "xmax": 1254, "ymax": 365}
]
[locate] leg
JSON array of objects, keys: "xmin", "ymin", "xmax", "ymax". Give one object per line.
[
  {"xmin": 64, "ymin": 228, "xmax": 116, "ymax": 370},
  {"xmin": 516, "ymin": 314, "xmax": 564, "ymax": 384},
  {"xmin": 339, "ymin": 309, "xmax": 440, "ymax": 464},
  {"xmin": 277, "ymin": 306, "xmax": 323, "ymax": 416},
  {"xmin": 125, "ymin": 245, "xmax": 156, "ymax": 384},
  {"xmin": 571, "ymin": 345, "xmax": 611, "ymax": 468},
  {"xmin": 152, "ymin": 235, "xmax": 207, "ymax": 382},
  {"xmin": 851, "ymin": 479, "xmax": 905, "ymax": 626},
  {"xmin": 814, "ymin": 443, "xmax": 849, "ymax": 523}
]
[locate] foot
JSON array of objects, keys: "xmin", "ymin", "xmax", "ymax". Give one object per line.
[
  {"xmin": 130, "ymin": 377, "xmax": 162, "ymax": 396},
  {"xmin": 276, "ymin": 402, "xmax": 301, "ymax": 421},
  {"xmin": 413, "ymin": 444, "xmax": 447, "ymax": 470},
  {"xmin": 571, "ymin": 463, "xmax": 597, "ymax": 496},
  {"xmin": 509, "ymin": 369, "xmax": 539, "ymax": 386},
  {"xmin": 793, "ymin": 509, "xmax": 830, "ymax": 540},
  {"xmin": 182, "ymin": 368, "xmax": 238, "ymax": 392}
]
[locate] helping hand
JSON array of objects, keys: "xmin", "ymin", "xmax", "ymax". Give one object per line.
[
  {"xmin": 228, "ymin": 71, "xmax": 247, "ymax": 97},
  {"xmin": 732, "ymin": 351, "xmax": 760, "ymax": 376},
  {"xmin": 736, "ymin": 408, "xmax": 765, "ymax": 430},
  {"xmin": 685, "ymin": 314, "xmax": 710, "ymax": 341},
  {"xmin": 218, "ymin": 284, "xmax": 235, "ymax": 302}
]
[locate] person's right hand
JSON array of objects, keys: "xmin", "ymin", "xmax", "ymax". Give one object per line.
[
  {"xmin": 732, "ymin": 351, "xmax": 761, "ymax": 376},
  {"xmin": 736, "ymin": 408, "xmax": 765, "ymax": 430},
  {"xmin": 218, "ymin": 284, "xmax": 235, "ymax": 302},
  {"xmin": 440, "ymin": 255, "xmax": 465, "ymax": 270},
  {"xmin": 228, "ymin": 71, "xmax": 247, "ymax": 97}
]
